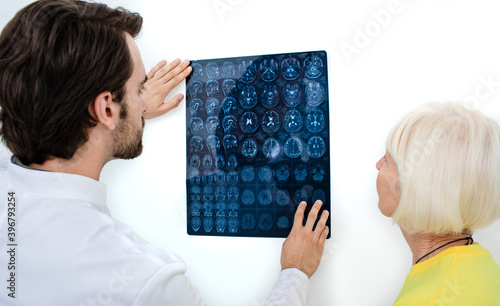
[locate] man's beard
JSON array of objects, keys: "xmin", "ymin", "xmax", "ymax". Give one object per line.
[{"xmin": 112, "ymin": 103, "xmax": 145, "ymax": 160}]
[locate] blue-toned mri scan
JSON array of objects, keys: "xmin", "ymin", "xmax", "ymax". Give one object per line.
[{"xmin": 186, "ymin": 51, "xmax": 330, "ymax": 238}]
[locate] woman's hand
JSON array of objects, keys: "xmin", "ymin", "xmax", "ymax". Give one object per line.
[{"xmin": 143, "ymin": 59, "xmax": 192, "ymax": 120}]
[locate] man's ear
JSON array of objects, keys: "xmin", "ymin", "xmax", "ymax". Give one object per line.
[{"xmin": 89, "ymin": 91, "xmax": 119, "ymax": 130}]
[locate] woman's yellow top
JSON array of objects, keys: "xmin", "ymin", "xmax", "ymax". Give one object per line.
[{"xmin": 394, "ymin": 244, "xmax": 500, "ymax": 305}]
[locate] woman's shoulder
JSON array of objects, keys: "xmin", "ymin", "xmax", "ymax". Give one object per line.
[{"xmin": 394, "ymin": 244, "xmax": 500, "ymax": 305}]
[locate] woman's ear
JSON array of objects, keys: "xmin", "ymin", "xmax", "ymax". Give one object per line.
[{"xmin": 89, "ymin": 91, "xmax": 119, "ymax": 130}]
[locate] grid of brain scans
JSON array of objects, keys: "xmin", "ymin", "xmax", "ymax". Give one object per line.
[{"xmin": 186, "ymin": 51, "xmax": 330, "ymax": 238}]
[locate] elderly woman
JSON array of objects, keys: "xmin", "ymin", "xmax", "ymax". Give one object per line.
[{"xmin": 376, "ymin": 102, "xmax": 500, "ymax": 305}]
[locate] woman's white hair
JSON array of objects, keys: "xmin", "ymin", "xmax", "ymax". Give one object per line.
[{"xmin": 387, "ymin": 102, "xmax": 500, "ymax": 234}]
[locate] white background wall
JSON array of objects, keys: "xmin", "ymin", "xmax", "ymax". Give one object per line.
[{"xmin": 1, "ymin": 0, "xmax": 500, "ymax": 305}]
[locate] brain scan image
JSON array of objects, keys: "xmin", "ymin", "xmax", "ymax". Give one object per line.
[
  {"xmin": 214, "ymin": 170, "xmax": 226, "ymax": 185},
  {"xmin": 304, "ymin": 54, "xmax": 323, "ymax": 79},
  {"xmin": 202, "ymin": 154, "xmax": 213, "ymax": 169},
  {"xmin": 203, "ymin": 217, "xmax": 214, "ymax": 232},
  {"xmin": 284, "ymin": 136, "xmax": 303, "ymax": 158},
  {"xmin": 206, "ymin": 62, "xmax": 219, "ymax": 79},
  {"xmin": 227, "ymin": 170, "xmax": 239, "ymax": 185},
  {"xmin": 262, "ymin": 138, "xmax": 281, "ymax": 159},
  {"xmin": 258, "ymin": 213, "xmax": 273, "ymax": 231},
  {"xmin": 205, "ymin": 80, "xmax": 220, "ymax": 97},
  {"xmin": 227, "ymin": 154, "xmax": 238, "ymax": 168},
  {"xmin": 189, "ymin": 80, "xmax": 204, "ymax": 97},
  {"xmin": 228, "ymin": 217, "xmax": 239, "ymax": 233},
  {"xmin": 294, "ymin": 163, "xmax": 307, "ymax": 183},
  {"xmin": 261, "ymin": 111, "xmax": 281, "ymax": 134},
  {"xmin": 228, "ymin": 201, "xmax": 239, "ymax": 217},
  {"xmin": 283, "ymin": 83, "xmax": 301, "ymax": 107},
  {"xmin": 259, "ymin": 189, "xmax": 272, "ymax": 206},
  {"xmin": 275, "ymin": 164, "xmax": 291, "ymax": 183},
  {"xmin": 277, "ymin": 216, "xmax": 289, "ymax": 229},
  {"xmin": 222, "ymin": 115, "xmax": 237, "ymax": 133},
  {"xmin": 221, "ymin": 61, "xmax": 236, "ymax": 78},
  {"xmin": 190, "ymin": 154, "xmax": 201, "ymax": 168},
  {"xmin": 241, "ymin": 138, "xmax": 258, "ymax": 158},
  {"xmin": 259, "ymin": 57, "xmax": 279, "ymax": 82},
  {"xmin": 191, "ymin": 217, "xmax": 201, "ymax": 232},
  {"xmin": 276, "ymin": 190, "xmax": 290, "ymax": 206},
  {"xmin": 207, "ymin": 135, "xmax": 221, "ymax": 152},
  {"xmin": 284, "ymin": 110, "xmax": 303, "ymax": 133},
  {"xmin": 191, "ymin": 62, "xmax": 203, "ymax": 79},
  {"xmin": 215, "ymin": 186, "xmax": 226, "ymax": 201},
  {"xmin": 190, "ymin": 136, "xmax": 204, "ymax": 153},
  {"xmin": 205, "ymin": 98, "xmax": 220, "ymax": 117},
  {"xmin": 202, "ymin": 186, "xmax": 214, "ymax": 202},
  {"xmin": 203, "ymin": 171, "xmax": 214, "ymax": 185},
  {"xmin": 216, "ymin": 154, "xmax": 225, "ymax": 168},
  {"xmin": 189, "ymin": 98, "xmax": 203, "ymax": 117},
  {"xmin": 238, "ymin": 61, "xmax": 257, "ymax": 83},
  {"xmin": 306, "ymin": 109, "xmax": 326, "ymax": 133},
  {"xmin": 241, "ymin": 213, "xmax": 256, "ymax": 230},
  {"xmin": 242, "ymin": 189, "xmax": 255, "ymax": 205},
  {"xmin": 205, "ymin": 116, "xmax": 220, "ymax": 134},
  {"xmin": 189, "ymin": 117, "xmax": 204, "ymax": 134},
  {"xmin": 281, "ymin": 56, "xmax": 300, "ymax": 80},
  {"xmin": 223, "ymin": 134, "xmax": 238, "ymax": 151},
  {"xmin": 191, "ymin": 201, "xmax": 202, "ymax": 217},
  {"xmin": 239, "ymin": 85, "xmax": 258, "ymax": 109},
  {"xmin": 221, "ymin": 97, "xmax": 236, "ymax": 115},
  {"xmin": 215, "ymin": 217, "xmax": 226, "ymax": 233},
  {"xmin": 294, "ymin": 189, "xmax": 308, "ymax": 206},
  {"xmin": 190, "ymin": 185, "xmax": 201, "ymax": 202},
  {"xmin": 216, "ymin": 201, "xmax": 226, "ymax": 216},
  {"xmin": 203, "ymin": 200, "xmax": 214, "ymax": 216},
  {"xmin": 260, "ymin": 84, "xmax": 279, "ymax": 108},
  {"xmin": 202, "ymin": 170, "xmax": 213, "ymax": 185},
  {"xmin": 306, "ymin": 136, "xmax": 326, "ymax": 158},
  {"xmin": 305, "ymin": 82, "xmax": 325, "ymax": 106},
  {"xmin": 187, "ymin": 51, "xmax": 330, "ymax": 238},
  {"xmin": 312, "ymin": 189, "xmax": 326, "ymax": 204},
  {"xmin": 188, "ymin": 168, "xmax": 201, "ymax": 185},
  {"xmin": 258, "ymin": 166, "xmax": 273, "ymax": 183},
  {"xmin": 222, "ymin": 79, "xmax": 237, "ymax": 96},
  {"xmin": 239, "ymin": 111, "xmax": 259, "ymax": 134},
  {"xmin": 241, "ymin": 165, "xmax": 255, "ymax": 182},
  {"xmin": 311, "ymin": 163, "xmax": 326, "ymax": 183},
  {"xmin": 227, "ymin": 186, "xmax": 239, "ymax": 201}
]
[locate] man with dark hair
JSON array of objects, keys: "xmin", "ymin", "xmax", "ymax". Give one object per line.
[{"xmin": 0, "ymin": 1, "xmax": 329, "ymax": 305}]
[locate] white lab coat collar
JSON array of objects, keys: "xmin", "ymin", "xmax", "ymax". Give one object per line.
[{"xmin": 6, "ymin": 155, "xmax": 108, "ymax": 211}]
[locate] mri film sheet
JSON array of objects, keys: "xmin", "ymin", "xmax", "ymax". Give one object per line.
[{"xmin": 186, "ymin": 50, "xmax": 330, "ymax": 238}]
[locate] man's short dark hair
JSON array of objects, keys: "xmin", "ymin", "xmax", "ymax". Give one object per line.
[{"xmin": 0, "ymin": 0, "xmax": 143, "ymax": 165}]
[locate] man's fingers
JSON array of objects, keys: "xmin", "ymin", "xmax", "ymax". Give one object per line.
[
  {"xmin": 293, "ymin": 202, "xmax": 307, "ymax": 228},
  {"xmin": 305, "ymin": 200, "xmax": 323, "ymax": 230},
  {"xmin": 314, "ymin": 210, "xmax": 329, "ymax": 240},
  {"xmin": 147, "ymin": 60, "xmax": 167, "ymax": 80},
  {"xmin": 154, "ymin": 58, "xmax": 181, "ymax": 79},
  {"xmin": 319, "ymin": 226, "xmax": 329, "ymax": 245},
  {"xmin": 161, "ymin": 66, "xmax": 192, "ymax": 94},
  {"xmin": 161, "ymin": 94, "xmax": 184, "ymax": 113},
  {"xmin": 160, "ymin": 59, "xmax": 191, "ymax": 83}
]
